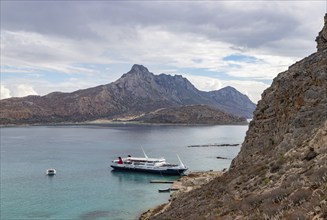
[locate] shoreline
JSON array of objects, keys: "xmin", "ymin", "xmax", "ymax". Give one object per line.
[
  {"xmin": 139, "ymin": 170, "xmax": 223, "ymax": 220},
  {"xmin": 0, "ymin": 120, "xmax": 248, "ymax": 127}
]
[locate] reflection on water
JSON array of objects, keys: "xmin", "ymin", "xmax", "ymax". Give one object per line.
[{"xmin": 111, "ymin": 170, "xmax": 179, "ymax": 184}]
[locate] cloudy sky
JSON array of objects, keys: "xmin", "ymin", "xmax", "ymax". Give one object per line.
[{"xmin": 1, "ymin": 1, "xmax": 325, "ymax": 103}]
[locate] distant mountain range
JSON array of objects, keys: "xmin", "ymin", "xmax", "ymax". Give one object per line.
[{"xmin": 0, "ymin": 64, "xmax": 255, "ymax": 125}]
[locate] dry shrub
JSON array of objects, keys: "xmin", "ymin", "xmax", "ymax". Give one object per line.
[
  {"xmin": 270, "ymin": 160, "xmax": 283, "ymax": 173},
  {"xmin": 309, "ymin": 167, "xmax": 327, "ymax": 185},
  {"xmin": 307, "ymin": 194, "xmax": 322, "ymax": 209},
  {"xmin": 318, "ymin": 146, "xmax": 327, "ymax": 154},
  {"xmin": 321, "ymin": 205, "xmax": 327, "ymax": 219},
  {"xmin": 239, "ymin": 200, "xmax": 252, "ymax": 213},
  {"xmin": 249, "ymin": 212, "xmax": 266, "ymax": 220},
  {"xmin": 221, "ymin": 195, "xmax": 240, "ymax": 214},
  {"xmin": 284, "ymin": 209, "xmax": 308, "ymax": 220},
  {"xmin": 281, "ymin": 173, "xmax": 302, "ymax": 189},
  {"xmin": 316, "ymin": 157, "xmax": 327, "ymax": 166},
  {"xmin": 289, "ymin": 188, "xmax": 312, "ymax": 205},
  {"xmin": 285, "ymin": 173, "xmax": 300, "ymax": 183},
  {"xmin": 268, "ymin": 188, "xmax": 292, "ymax": 203},
  {"xmin": 248, "ymin": 163, "xmax": 268, "ymax": 177},
  {"xmin": 243, "ymin": 194, "xmax": 262, "ymax": 208},
  {"xmin": 261, "ymin": 200, "xmax": 282, "ymax": 219}
]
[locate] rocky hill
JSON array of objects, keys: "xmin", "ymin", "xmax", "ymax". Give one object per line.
[
  {"xmin": 146, "ymin": 14, "xmax": 327, "ymax": 220},
  {"xmin": 130, "ymin": 105, "xmax": 247, "ymax": 125},
  {"xmin": 208, "ymin": 86, "xmax": 256, "ymax": 119},
  {"xmin": 0, "ymin": 65, "xmax": 255, "ymax": 125}
]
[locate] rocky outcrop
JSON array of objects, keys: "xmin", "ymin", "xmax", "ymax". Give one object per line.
[
  {"xmin": 316, "ymin": 14, "xmax": 327, "ymax": 51},
  {"xmin": 130, "ymin": 105, "xmax": 247, "ymax": 125},
  {"xmin": 146, "ymin": 14, "xmax": 327, "ymax": 220},
  {"xmin": 0, "ymin": 65, "xmax": 255, "ymax": 125}
]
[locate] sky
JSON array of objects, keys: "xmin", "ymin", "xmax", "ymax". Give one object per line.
[{"xmin": 1, "ymin": 1, "xmax": 326, "ymax": 103}]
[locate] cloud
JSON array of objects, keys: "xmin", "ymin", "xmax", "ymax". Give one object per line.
[
  {"xmin": 0, "ymin": 1, "xmax": 325, "ymax": 102},
  {"xmin": 0, "ymin": 26, "xmax": 314, "ymax": 102},
  {"xmin": 1, "ymin": 30, "xmax": 112, "ymax": 74},
  {"xmin": 2, "ymin": 1, "xmax": 324, "ymax": 56},
  {"xmin": 1, "ymin": 85, "xmax": 11, "ymax": 99},
  {"xmin": 0, "ymin": 73, "xmax": 119, "ymax": 100},
  {"xmin": 0, "ymin": 84, "xmax": 38, "ymax": 99},
  {"xmin": 185, "ymin": 74, "xmax": 269, "ymax": 103},
  {"xmin": 13, "ymin": 84, "xmax": 38, "ymax": 97},
  {"xmin": 1, "ymin": 27, "xmax": 296, "ymax": 81}
]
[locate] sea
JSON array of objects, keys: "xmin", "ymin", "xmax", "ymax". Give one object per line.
[{"xmin": 0, "ymin": 124, "xmax": 248, "ymax": 220}]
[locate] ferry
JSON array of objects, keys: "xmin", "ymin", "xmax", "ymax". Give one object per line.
[{"xmin": 110, "ymin": 150, "xmax": 187, "ymax": 175}]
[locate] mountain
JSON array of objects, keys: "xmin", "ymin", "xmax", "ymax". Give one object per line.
[
  {"xmin": 208, "ymin": 86, "xmax": 256, "ymax": 119},
  {"xmin": 109, "ymin": 65, "xmax": 213, "ymax": 112},
  {"xmin": 130, "ymin": 105, "xmax": 247, "ymax": 125},
  {"xmin": 0, "ymin": 64, "xmax": 255, "ymax": 125},
  {"xmin": 145, "ymin": 14, "xmax": 327, "ymax": 219}
]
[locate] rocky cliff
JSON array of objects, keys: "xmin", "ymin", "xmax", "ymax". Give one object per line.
[
  {"xmin": 147, "ymin": 14, "xmax": 327, "ymax": 220},
  {"xmin": 0, "ymin": 65, "xmax": 255, "ymax": 125},
  {"xmin": 316, "ymin": 14, "xmax": 327, "ymax": 52}
]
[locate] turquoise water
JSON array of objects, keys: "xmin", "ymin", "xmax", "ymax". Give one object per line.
[{"xmin": 0, "ymin": 124, "xmax": 247, "ymax": 220}]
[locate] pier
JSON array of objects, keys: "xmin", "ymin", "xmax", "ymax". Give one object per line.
[{"xmin": 150, "ymin": 180, "xmax": 174, "ymax": 184}]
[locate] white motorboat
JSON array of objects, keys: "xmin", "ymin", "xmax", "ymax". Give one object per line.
[
  {"xmin": 46, "ymin": 169, "xmax": 56, "ymax": 175},
  {"xmin": 158, "ymin": 188, "xmax": 171, "ymax": 193},
  {"xmin": 111, "ymin": 150, "xmax": 187, "ymax": 175}
]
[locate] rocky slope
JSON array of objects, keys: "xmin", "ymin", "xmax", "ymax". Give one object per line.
[
  {"xmin": 130, "ymin": 105, "xmax": 247, "ymax": 125},
  {"xmin": 146, "ymin": 14, "xmax": 327, "ymax": 220},
  {"xmin": 0, "ymin": 65, "xmax": 255, "ymax": 125},
  {"xmin": 208, "ymin": 86, "xmax": 256, "ymax": 120}
]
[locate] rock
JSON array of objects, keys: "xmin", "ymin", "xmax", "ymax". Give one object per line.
[
  {"xmin": 303, "ymin": 147, "xmax": 318, "ymax": 161},
  {"xmin": 145, "ymin": 14, "xmax": 327, "ymax": 220},
  {"xmin": 316, "ymin": 14, "xmax": 327, "ymax": 51}
]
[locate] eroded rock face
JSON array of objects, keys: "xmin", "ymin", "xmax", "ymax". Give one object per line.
[
  {"xmin": 316, "ymin": 14, "xmax": 327, "ymax": 51},
  {"xmin": 148, "ymin": 15, "xmax": 327, "ymax": 220},
  {"xmin": 231, "ymin": 49, "xmax": 327, "ymax": 169}
]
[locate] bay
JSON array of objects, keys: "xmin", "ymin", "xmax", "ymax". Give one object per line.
[{"xmin": 0, "ymin": 124, "xmax": 247, "ymax": 220}]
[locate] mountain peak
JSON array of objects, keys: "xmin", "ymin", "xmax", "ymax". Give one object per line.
[
  {"xmin": 208, "ymin": 86, "xmax": 255, "ymax": 118},
  {"xmin": 122, "ymin": 64, "xmax": 154, "ymax": 79},
  {"xmin": 216, "ymin": 86, "xmax": 245, "ymax": 97},
  {"xmin": 130, "ymin": 64, "xmax": 150, "ymax": 74},
  {"xmin": 220, "ymin": 86, "xmax": 236, "ymax": 91}
]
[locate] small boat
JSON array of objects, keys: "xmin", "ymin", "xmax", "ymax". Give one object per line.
[
  {"xmin": 110, "ymin": 149, "xmax": 187, "ymax": 175},
  {"xmin": 158, "ymin": 188, "xmax": 171, "ymax": 193},
  {"xmin": 46, "ymin": 169, "xmax": 56, "ymax": 175}
]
